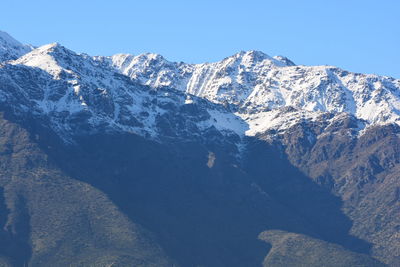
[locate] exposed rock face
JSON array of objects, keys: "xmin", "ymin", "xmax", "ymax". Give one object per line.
[
  {"xmin": 257, "ymin": 118, "xmax": 400, "ymax": 266},
  {"xmin": 0, "ymin": 31, "xmax": 399, "ymax": 266}
]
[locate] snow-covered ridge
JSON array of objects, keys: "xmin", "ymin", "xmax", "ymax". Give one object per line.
[
  {"xmin": 1, "ymin": 40, "xmax": 245, "ymax": 142},
  {"xmin": 0, "ymin": 31, "xmax": 400, "ymax": 143},
  {"xmin": 104, "ymin": 50, "xmax": 400, "ymax": 128},
  {"xmin": 0, "ymin": 31, "xmax": 32, "ymax": 62}
]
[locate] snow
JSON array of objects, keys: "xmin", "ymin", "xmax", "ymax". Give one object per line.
[
  {"xmin": 184, "ymin": 95, "xmax": 194, "ymax": 104},
  {"xmin": 1, "ymin": 31, "xmax": 400, "ymax": 144},
  {"xmin": 106, "ymin": 51, "xmax": 400, "ymax": 129},
  {"xmin": 0, "ymin": 30, "xmax": 32, "ymax": 62},
  {"xmin": 13, "ymin": 43, "xmax": 64, "ymax": 75},
  {"xmin": 238, "ymin": 109, "xmax": 323, "ymax": 136},
  {"xmin": 197, "ymin": 109, "xmax": 248, "ymax": 135}
]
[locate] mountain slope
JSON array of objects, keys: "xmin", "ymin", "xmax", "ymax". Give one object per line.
[
  {"xmin": 0, "ymin": 31, "xmax": 31, "ymax": 62},
  {"xmin": 105, "ymin": 50, "xmax": 400, "ymax": 129},
  {"xmin": 0, "ymin": 112, "xmax": 173, "ymax": 267},
  {"xmin": 1, "ymin": 43, "xmax": 246, "ymax": 144},
  {"xmin": 259, "ymin": 230, "xmax": 385, "ymax": 267},
  {"xmin": 0, "ymin": 31, "xmax": 398, "ymax": 266},
  {"xmin": 259, "ymin": 118, "xmax": 400, "ymax": 266}
]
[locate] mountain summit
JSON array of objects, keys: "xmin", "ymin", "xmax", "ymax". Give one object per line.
[
  {"xmin": 105, "ymin": 49, "xmax": 400, "ymax": 130},
  {"xmin": 0, "ymin": 31, "xmax": 399, "ymax": 266},
  {"xmin": 0, "ymin": 30, "xmax": 32, "ymax": 62}
]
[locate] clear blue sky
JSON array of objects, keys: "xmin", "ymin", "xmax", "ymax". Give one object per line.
[{"xmin": 2, "ymin": 0, "xmax": 399, "ymax": 78}]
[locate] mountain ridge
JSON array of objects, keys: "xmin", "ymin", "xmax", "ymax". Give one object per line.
[
  {"xmin": 0, "ymin": 31, "xmax": 399, "ymax": 266},
  {"xmin": 1, "ymin": 35, "xmax": 400, "ymax": 142},
  {"xmin": 0, "ymin": 31, "xmax": 32, "ymax": 62}
]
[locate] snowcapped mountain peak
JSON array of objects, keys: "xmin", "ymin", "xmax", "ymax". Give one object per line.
[
  {"xmin": 0, "ymin": 30, "xmax": 22, "ymax": 47},
  {"xmin": 0, "ymin": 30, "xmax": 32, "ymax": 62},
  {"xmin": 224, "ymin": 50, "xmax": 294, "ymax": 68},
  {"xmin": 1, "ymin": 33, "xmax": 400, "ymax": 143},
  {"xmin": 143, "ymin": 52, "xmax": 166, "ymax": 61},
  {"xmin": 36, "ymin": 42, "xmax": 67, "ymax": 53},
  {"xmin": 12, "ymin": 42, "xmax": 75, "ymax": 74},
  {"xmin": 103, "ymin": 52, "xmax": 190, "ymax": 90},
  {"xmin": 273, "ymin": 55, "xmax": 296, "ymax": 66},
  {"xmin": 11, "ymin": 42, "xmax": 109, "ymax": 81},
  {"xmin": 110, "ymin": 52, "xmax": 169, "ymax": 70},
  {"xmin": 102, "ymin": 49, "xmax": 400, "ymax": 129},
  {"xmin": 100, "ymin": 50, "xmax": 301, "ymax": 103},
  {"xmin": 231, "ymin": 50, "xmax": 271, "ymax": 60},
  {"xmin": 17, "ymin": 42, "xmax": 74, "ymax": 60}
]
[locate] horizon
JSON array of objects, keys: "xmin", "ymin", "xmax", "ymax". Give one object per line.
[{"xmin": 1, "ymin": 0, "xmax": 399, "ymax": 78}]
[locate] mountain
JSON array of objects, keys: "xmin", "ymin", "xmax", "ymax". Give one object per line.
[
  {"xmin": 2, "ymin": 43, "xmax": 244, "ymax": 143},
  {"xmin": 259, "ymin": 230, "xmax": 386, "ymax": 267},
  {"xmin": 103, "ymin": 50, "xmax": 400, "ymax": 128},
  {"xmin": 0, "ymin": 31, "xmax": 32, "ymax": 62},
  {"xmin": 0, "ymin": 31, "xmax": 399, "ymax": 266}
]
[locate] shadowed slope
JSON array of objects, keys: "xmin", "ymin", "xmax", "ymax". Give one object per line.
[
  {"xmin": 0, "ymin": 112, "xmax": 174, "ymax": 267},
  {"xmin": 259, "ymin": 230, "xmax": 386, "ymax": 267}
]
